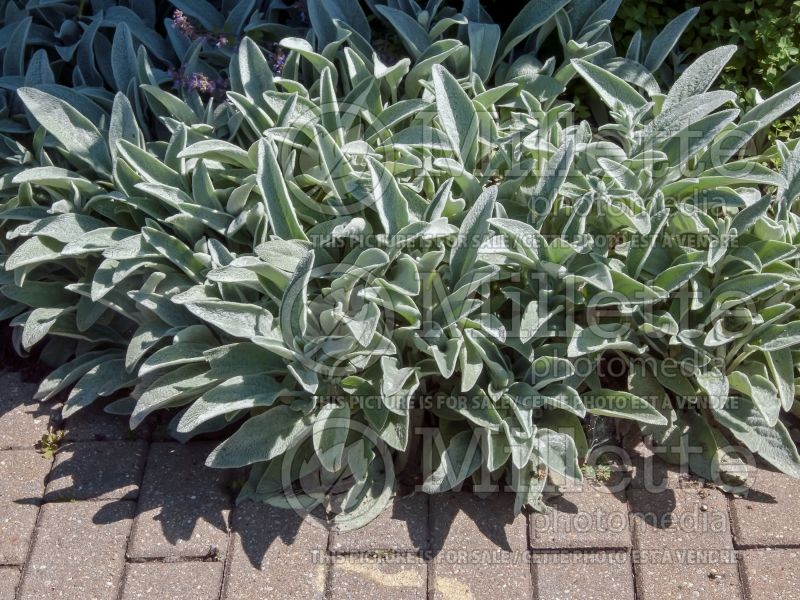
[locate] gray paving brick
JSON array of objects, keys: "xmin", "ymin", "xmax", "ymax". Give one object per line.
[
  {"xmin": 629, "ymin": 488, "xmax": 742, "ymax": 600},
  {"xmin": 532, "ymin": 551, "xmax": 635, "ymax": 600},
  {"xmin": 630, "ymin": 488, "xmax": 734, "ymax": 550},
  {"xmin": 18, "ymin": 500, "xmax": 134, "ymax": 600},
  {"xmin": 128, "ymin": 443, "xmax": 231, "ymax": 560},
  {"xmin": 330, "ymin": 555, "xmax": 427, "ymax": 599},
  {"xmin": 630, "ymin": 455, "xmax": 692, "ymax": 491},
  {"xmin": 430, "ymin": 492, "xmax": 527, "ymax": 552},
  {"xmin": 0, "ymin": 567, "xmax": 19, "ymax": 600},
  {"xmin": 120, "ymin": 561, "xmax": 224, "ymax": 600},
  {"xmin": 432, "ymin": 555, "xmax": 532, "ymax": 600},
  {"xmin": 740, "ymin": 548, "xmax": 800, "ymax": 600},
  {"xmin": 0, "ymin": 372, "xmax": 58, "ymax": 449},
  {"xmin": 430, "ymin": 493, "xmax": 531, "ymax": 600},
  {"xmin": 729, "ymin": 468, "xmax": 800, "ymax": 547},
  {"xmin": 44, "ymin": 441, "xmax": 147, "ymax": 502},
  {"xmin": 331, "ymin": 494, "xmax": 428, "ymax": 554},
  {"xmin": 223, "ymin": 502, "xmax": 327, "ymax": 600},
  {"xmin": 530, "ymin": 482, "xmax": 631, "ymax": 549},
  {"xmin": 0, "ymin": 450, "xmax": 51, "ymax": 564}
]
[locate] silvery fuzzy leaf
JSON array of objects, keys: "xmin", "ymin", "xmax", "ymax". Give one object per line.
[
  {"xmin": 34, "ymin": 351, "xmax": 112, "ymax": 402},
  {"xmin": 728, "ymin": 370, "xmax": 780, "ymax": 426},
  {"xmin": 140, "ymin": 85, "xmax": 198, "ymax": 125},
  {"xmin": 468, "ymin": 21, "xmax": 501, "ymax": 82},
  {"xmin": 582, "ymin": 389, "xmax": 667, "ymax": 425},
  {"xmin": 643, "ymin": 7, "xmax": 698, "ymax": 72},
  {"xmin": 764, "ymin": 348, "xmax": 794, "ymax": 413},
  {"xmin": 280, "ymin": 249, "xmax": 314, "ymax": 347},
  {"xmin": 9, "ymin": 213, "xmax": 107, "ymax": 244},
  {"xmin": 571, "ymin": 59, "xmax": 647, "ymax": 112},
  {"xmin": 117, "ymin": 140, "xmax": 184, "ymax": 188},
  {"xmin": 18, "ymin": 87, "xmax": 111, "ymax": 175},
  {"xmin": 374, "ymin": 4, "xmax": 430, "ymax": 59},
  {"xmin": 24, "ymin": 48, "xmax": 55, "ymax": 86},
  {"xmin": 111, "ymin": 23, "xmax": 138, "ymax": 94},
  {"xmin": 530, "ymin": 138, "xmax": 575, "ymax": 228},
  {"xmin": 313, "ymin": 402, "xmax": 351, "ymax": 472},
  {"xmin": 651, "ymin": 261, "xmax": 703, "ymax": 293},
  {"xmin": 498, "ymin": 0, "xmax": 570, "ymax": 63},
  {"xmin": 63, "ymin": 358, "xmax": 136, "ymax": 419},
  {"xmin": 207, "ymin": 404, "xmax": 313, "ymax": 468},
  {"xmin": 640, "ymin": 90, "xmax": 737, "ymax": 147},
  {"xmin": 752, "ymin": 321, "xmax": 800, "ymax": 351},
  {"xmin": 366, "ymin": 156, "xmax": 412, "ymax": 237},
  {"xmin": 432, "ymin": 64, "xmax": 479, "ymax": 170},
  {"xmin": 449, "ymin": 185, "xmax": 496, "ymax": 284},
  {"xmin": 182, "ymin": 300, "xmax": 274, "ymax": 339},
  {"xmin": 603, "ymin": 57, "xmax": 661, "ymax": 96},
  {"xmin": 4, "ymin": 17, "xmax": 31, "ymax": 77},
  {"xmin": 422, "ymin": 429, "xmax": 483, "ymax": 493},
  {"xmin": 532, "ymin": 428, "xmax": 581, "ymax": 483},
  {"xmin": 20, "ymin": 306, "xmax": 67, "ymax": 351},
  {"xmin": 280, "ymin": 37, "xmax": 337, "ymax": 76},
  {"xmin": 405, "ymin": 39, "xmax": 464, "ymax": 97},
  {"xmin": 177, "ymin": 374, "xmax": 283, "ymax": 437},
  {"xmin": 130, "ymin": 364, "xmax": 218, "ymax": 429},
  {"xmin": 567, "ymin": 323, "xmax": 643, "ymax": 357},
  {"xmin": 663, "ymin": 45, "xmax": 737, "ymax": 111},
  {"xmin": 139, "ymin": 342, "xmax": 210, "ymax": 377},
  {"xmin": 256, "ymin": 139, "xmax": 307, "ymax": 241},
  {"xmin": 109, "ymin": 93, "xmax": 143, "ymax": 162},
  {"xmin": 330, "ymin": 457, "xmax": 395, "ymax": 533},
  {"xmin": 11, "ymin": 167, "xmax": 101, "ymax": 194},
  {"xmin": 235, "ymin": 37, "xmax": 274, "ymax": 103},
  {"xmin": 141, "ymin": 227, "xmax": 206, "ymax": 282},
  {"xmin": 712, "ymin": 396, "xmax": 800, "ymax": 478},
  {"xmin": 178, "ymin": 140, "xmax": 254, "ymax": 168},
  {"xmin": 741, "ymin": 79, "xmax": 800, "ymax": 133}
]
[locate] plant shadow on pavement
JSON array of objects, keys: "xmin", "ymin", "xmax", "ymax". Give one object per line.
[{"xmin": 7, "ymin": 362, "xmax": 776, "ymax": 566}]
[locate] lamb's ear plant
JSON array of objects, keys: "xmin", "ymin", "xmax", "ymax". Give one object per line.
[
  {"xmin": 2, "ymin": 0, "xmax": 800, "ymax": 530},
  {"xmin": 0, "ymin": 0, "xmax": 308, "ymax": 138}
]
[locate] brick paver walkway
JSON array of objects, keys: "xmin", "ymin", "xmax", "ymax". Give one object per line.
[{"xmin": 1, "ymin": 370, "xmax": 798, "ymax": 599}]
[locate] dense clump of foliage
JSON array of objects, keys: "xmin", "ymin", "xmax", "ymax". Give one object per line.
[{"xmin": 1, "ymin": 0, "xmax": 800, "ymax": 529}]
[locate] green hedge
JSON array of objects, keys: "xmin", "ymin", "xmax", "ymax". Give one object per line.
[{"xmin": 614, "ymin": 0, "xmax": 800, "ymax": 142}]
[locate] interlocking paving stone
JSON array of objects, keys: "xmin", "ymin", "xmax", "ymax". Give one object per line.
[
  {"xmin": 629, "ymin": 447, "xmax": 694, "ymax": 491},
  {"xmin": 44, "ymin": 441, "xmax": 147, "ymax": 502},
  {"xmin": 729, "ymin": 467, "xmax": 800, "ymax": 547},
  {"xmin": 532, "ymin": 551, "xmax": 635, "ymax": 600},
  {"xmin": 128, "ymin": 443, "xmax": 231, "ymax": 560},
  {"xmin": 430, "ymin": 493, "xmax": 531, "ymax": 599},
  {"xmin": 0, "ymin": 450, "xmax": 51, "ymax": 564},
  {"xmin": 530, "ymin": 481, "xmax": 631, "ymax": 549},
  {"xmin": 330, "ymin": 494, "xmax": 428, "ymax": 554},
  {"xmin": 330, "ymin": 555, "xmax": 427, "ymax": 599},
  {"xmin": 0, "ymin": 567, "xmax": 19, "ymax": 600},
  {"xmin": 432, "ymin": 558, "xmax": 531, "ymax": 600},
  {"xmin": 629, "ymin": 488, "xmax": 742, "ymax": 600},
  {"xmin": 120, "ymin": 561, "xmax": 224, "ymax": 600},
  {"xmin": 0, "ymin": 371, "xmax": 58, "ymax": 449},
  {"xmin": 430, "ymin": 492, "xmax": 527, "ymax": 552},
  {"xmin": 63, "ymin": 403, "xmax": 146, "ymax": 442},
  {"xmin": 740, "ymin": 548, "xmax": 800, "ymax": 600},
  {"xmin": 18, "ymin": 500, "xmax": 134, "ymax": 600},
  {"xmin": 223, "ymin": 502, "xmax": 327, "ymax": 600}
]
